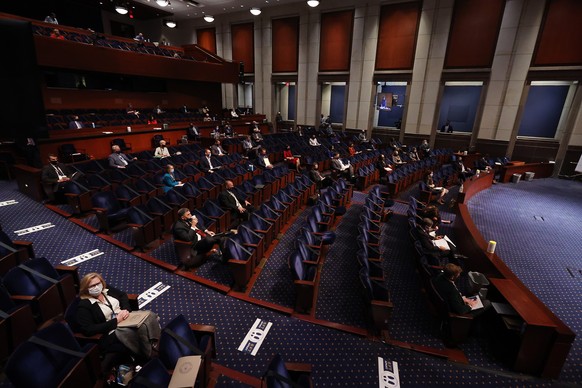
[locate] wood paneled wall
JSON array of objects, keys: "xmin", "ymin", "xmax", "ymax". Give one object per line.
[
  {"xmin": 533, "ymin": 0, "xmax": 582, "ymax": 66},
  {"xmin": 375, "ymin": 2, "xmax": 421, "ymax": 70},
  {"xmin": 197, "ymin": 27, "xmax": 217, "ymax": 54},
  {"xmin": 319, "ymin": 10, "xmax": 354, "ymax": 72},
  {"xmin": 231, "ymin": 22, "xmax": 255, "ymax": 73},
  {"xmin": 272, "ymin": 17, "xmax": 299, "ymax": 73},
  {"xmin": 444, "ymin": 0, "xmax": 506, "ymax": 68}
]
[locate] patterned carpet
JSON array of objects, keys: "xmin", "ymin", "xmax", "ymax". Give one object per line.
[{"xmin": 0, "ymin": 179, "xmax": 579, "ymax": 386}]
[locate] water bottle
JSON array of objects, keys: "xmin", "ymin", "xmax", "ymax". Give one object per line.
[{"xmin": 91, "ymin": 122, "xmax": 95, "ymax": 128}]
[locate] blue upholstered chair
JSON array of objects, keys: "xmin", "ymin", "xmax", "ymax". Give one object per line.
[
  {"xmin": 0, "ymin": 286, "xmax": 36, "ymax": 361},
  {"xmin": 288, "ymin": 251, "xmax": 317, "ymax": 314},
  {"xmin": 159, "ymin": 314, "xmax": 215, "ymax": 387},
  {"xmin": 262, "ymin": 353, "xmax": 312, "ymax": 388},
  {"xmin": 359, "ymin": 267, "xmax": 393, "ymax": 333},
  {"xmin": 5, "ymin": 322, "xmax": 101, "ymax": 388},
  {"xmin": 91, "ymin": 190, "xmax": 130, "ymax": 233},
  {"xmin": 131, "ymin": 358, "xmax": 172, "ymax": 388}
]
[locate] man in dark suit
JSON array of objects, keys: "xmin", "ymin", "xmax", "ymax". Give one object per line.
[
  {"xmin": 108, "ymin": 145, "xmax": 136, "ymax": 169},
  {"xmin": 187, "ymin": 123, "xmax": 199, "ymax": 141},
  {"xmin": 68, "ymin": 116, "xmax": 84, "ymax": 129},
  {"xmin": 256, "ymin": 148, "xmax": 274, "ymax": 169},
  {"xmin": 41, "ymin": 154, "xmax": 73, "ymax": 202},
  {"xmin": 218, "ymin": 180, "xmax": 255, "ymax": 226},
  {"xmin": 440, "ymin": 120, "xmax": 453, "ymax": 133},
  {"xmin": 376, "ymin": 154, "xmax": 393, "ymax": 183},
  {"xmin": 432, "ymin": 263, "xmax": 490, "ymax": 316},
  {"xmin": 455, "ymin": 156, "xmax": 474, "ymax": 182},
  {"xmin": 172, "ymin": 208, "xmax": 226, "ymax": 267},
  {"xmin": 309, "ymin": 163, "xmax": 333, "ymax": 190},
  {"xmin": 199, "ymin": 148, "xmax": 219, "ymax": 173}
]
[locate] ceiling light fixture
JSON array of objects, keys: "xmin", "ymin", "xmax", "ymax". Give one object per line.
[
  {"xmin": 307, "ymin": 0, "xmax": 320, "ymax": 7},
  {"xmin": 115, "ymin": 4, "xmax": 129, "ymax": 14},
  {"xmin": 164, "ymin": 19, "xmax": 177, "ymax": 28},
  {"xmin": 250, "ymin": 7, "xmax": 261, "ymax": 16},
  {"xmin": 156, "ymin": 0, "xmax": 170, "ymax": 7},
  {"xmin": 204, "ymin": 15, "xmax": 214, "ymax": 22}
]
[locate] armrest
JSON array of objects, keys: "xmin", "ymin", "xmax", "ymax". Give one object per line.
[
  {"xmin": 12, "ymin": 240, "xmax": 33, "ymax": 248},
  {"xmin": 127, "ymin": 294, "xmax": 139, "ymax": 311},
  {"xmin": 294, "ymin": 279, "xmax": 315, "ymax": 286},
  {"xmin": 10, "ymin": 295, "xmax": 36, "ymax": 302},
  {"xmin": 92, "ymin": 207, "xmax": 108, "ymax": 212},
  {"xmin": 285, "ymin": 363, "xmax": 312, "ymax": 373},
  {"xmin": 371, "ymin": 300, "xmax": 393, "ymax": 308},
  {"xmin": 189, "ymin": 323, "xmax": 216, "ymax": 334}
]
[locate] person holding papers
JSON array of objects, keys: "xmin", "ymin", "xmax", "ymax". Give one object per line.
[
  {"xmin": 218, "ymin": 180, "xmax": 255, "ymax": 225},
  {"xmin": 425, "ymin": 171, "xmax": 449, "ymax": 204},
  {"xmin": 162, "ymin": 164, "xmax": 183, "ymax": 193},
  {"xmin": 433, "ymin": 264, "xmax": 490, "ymax": 316},
  {"xmin": 417, "ymin": 218, "xmax": 462, "ymax": 266},
  {"xmin": 257, "ymin": 148, "xmax": 274, "ymax": 169},
  {"xmin": 154, "ymin": 140, "xmax": 171, "ymax": 159},
  {"xmin": 76, "ymin": 273, "xmax": 161, "ymax": 373}
]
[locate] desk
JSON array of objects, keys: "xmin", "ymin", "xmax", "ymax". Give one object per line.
[
  {"xmin": 489, "ymin": 278, "xmax": 563, "ymax": 376},
  {"xmin": 500, "ymin": 162, "xmax": 554, "ymax": 183},
  {"xmin": 453, "ymin": 180, "xmax": 575, "ymax": 378},
  {"xmin": 13, "ymin": 164, "xmax": 44, "ymax": 201}
]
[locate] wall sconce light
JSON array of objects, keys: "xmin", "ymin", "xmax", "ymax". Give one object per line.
[
  {"xmin": 164, "ymin": 19, "xmax": 177, "ymax": 28},
  {"xmin": 204, "ymin": 15, "xmax": 214, "ymax": 23},
  {"xmin": 250, "ymin": 8, "xmax": 261, "ymax": 16},
  {"xmin": 307, "ymin": 0, "xmax": 320, "ymax": 7}
]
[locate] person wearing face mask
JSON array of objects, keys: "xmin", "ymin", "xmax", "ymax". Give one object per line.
[
  {"xmin": 108, "ymin": 145, "xmax": 137, "ymax": 169},
  {"xmin": 76, "ymin": 273, "xmax": 161, "ymax": 374},
  {"xmin": 41, "ymin": 154, "xmax": 74, "ymax": 203},
  {"xmin": 162, "ymin": 164, "xmax": 183, "ymax": 193},
  {"xmin": 425, "ymin": 171, "xmax": 449, "ymax": 204},
  {"xmin": 172, "ymin": 208, "xmax": 227, "ymax": 268},
  {"xmin": 154, "ymin": 140, "xmax": 171, "ymax": 159}
]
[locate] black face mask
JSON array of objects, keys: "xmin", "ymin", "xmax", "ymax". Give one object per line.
[{"xmin": 50, "ymin": 160, "xmax": 58, "ymax": 165}]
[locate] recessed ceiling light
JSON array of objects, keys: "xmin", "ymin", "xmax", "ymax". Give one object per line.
[
  {"xmin": 204, "ymin": 15, "xmax": 214, "ymax": 22},
  {"xmin": 250, "ymin": 7, "xmax": 261, "ymax": 16}
]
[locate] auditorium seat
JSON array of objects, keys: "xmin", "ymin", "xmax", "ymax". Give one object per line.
[
  {"xmin": 225, "ymin": 236, "xmax": 256, "ymax": 291},
  {"xmin": 0, "ymin": 286, "xmax": 36, "ymax": 361},
  {"xmin": 158, "ymin": 314, "xmax": 215, "ymax": 387},
  {"xmin": 5, "ymin": 322, "xmax": 101, "ymax": 388},
  {"xmin": 262, "ymin": 354, "xmax": 313, "ymax": 388},
  {"xmin": 288, "ymin": 251, "xmax": 317, "ymax": 314},
  {"xmin": 91, "ymin": 191, "xmax": 130, "ymax": 233},
  {"xmin": 359, "ymin": 267, "xmax": 393, "ymax": 333}
]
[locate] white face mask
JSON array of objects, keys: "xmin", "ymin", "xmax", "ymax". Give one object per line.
[{"xmin": 88, "ymin": 283, "xmax": 103, "ymax": 297}]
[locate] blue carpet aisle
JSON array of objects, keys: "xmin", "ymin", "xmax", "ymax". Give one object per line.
[
  {"xmin": 247, "ymin": 208, "xmax": 310, "ymax": 309},
  {"xmin": 0, "ymin": 180, "xmax": 577, "ymax": 386},
  {"xmin": 315, "ymin": 199, "xmax": 368, "ymax": 328}
]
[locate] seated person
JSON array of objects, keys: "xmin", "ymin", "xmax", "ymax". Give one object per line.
[
  {"xmin": 357, "ymin": 130, "xmax": 368, "ymax": 143},
  {"xmin": 223, "ymin": 124, "xmax": 234, "ymax": 137},
  {"xmin": 418, "ymin": 204, "xmax": 451, "ymax": 226},
  {"xmin": 242, "ymin": 135, "xmax": 255, "ymax": 157},
  {"xmin": 432, "ymin": 263, "xmax": 490, "ymax": 316},
  {"xmin": 440, "ymin": 120, "xmax": 453, "ymax": 133},
  {"xmin": 76, "ymin": 273, "xmax": 161, "ymax": 373},
  {"xmin": 172, "ymin": 208, "xmax": 226, "ymax": 267},
  {"xmin": 419, "ymin": 139, "xmax": 431, "ymax": 157},
  {"xmin": 68, "ymin": 116, "xmax": 84, "ymax": 129},
  {"xmin": 162, "ymin": 165, "xmax": 183, "ymax": 193},
  {"xmin": 211, "ymin": 140, "xmax": 228, "ymax": 157},
  {"xmin": 331, "ymin": 152, "xmax": 354, "ymax": 178},
  {"xmin": 187, "ymin": 123, "xmax": 199, "ymax": 141},
  {"xmin": 126, "ymin": 103, "xmax": 140, "ymax": 117},
  {"xmin": 425, "ymin": 171, "xmax": 449, "ymax": 204},
  {"xmin": 391, "ymin": 151, "xmax": 406, "ymax": 166},
  {"xmin": 455, "ymin": 157, "xmax": 474, "ymax": 182},
  {"xmin": 199, "ymin": 148, "xmax": 219, "ymax": 173},
  {"xmin": 154, "ymin": 140, "xmax": 171, "ymax": 159},
  {"xmin": 230, "ymin": 109, "xmax": 238, "ymax": 118},
  {"xmin": 309, "ymin": 163, "xmax": 333, "ymax": 189},
  {"xmin": 41, "ymin": 154, "xmax": 74, "ymax": 202},
  {"xmin": 203, "ymin": 113, "xmax": 212, "ymax": 122},
  {"xmin": 283, "ymin": 145, "xmax": 301, "ymax": 171},
  {"xmin": 417, "ymin": 218, "xmax": 460, "ymax": 266},
  {"xmin": 347, "ymin": 142, "xmax": 358, "ymax": 157},
  {"xmin": 256, "ymin": 148, "xmax": 274, "ymax": 169},
  {"xmin": 408, "ymin": 147, "xmax": 421, "ymax": 162},
  {"xmin": 50, "ymin": 28, "xmax": 65, "ymax": 40},
  {"xmin": 376, "ymin": 154, "xmax": 393, "ymax": 181},
  {"xmin": 309, "ymin": 134, "xmax": 321, "ymax": 147},
  {"xmin": 134, "ymin": 32, "xmax": 145, "ymax": 43},
  {"xmin": 108, "ymin": 145, "xmax": 137, "ymax": 169},
  {"xmin": 147, "ymin": 115, "xmax": 158, "ymax": 125},
  {"xmin": 251, "ymin": 126, "xmax": 264, "ymax": 144},
  {"xmin": 218, "ymin": 180, "xmax": 255, "ymax": 225},
  {"xmin": 153, "ymin": 105, "xmax": 164, "ymax": 115},
  {"xmin": 476, "ymin": 155, "xmax": 493, "ymax": 172}
]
